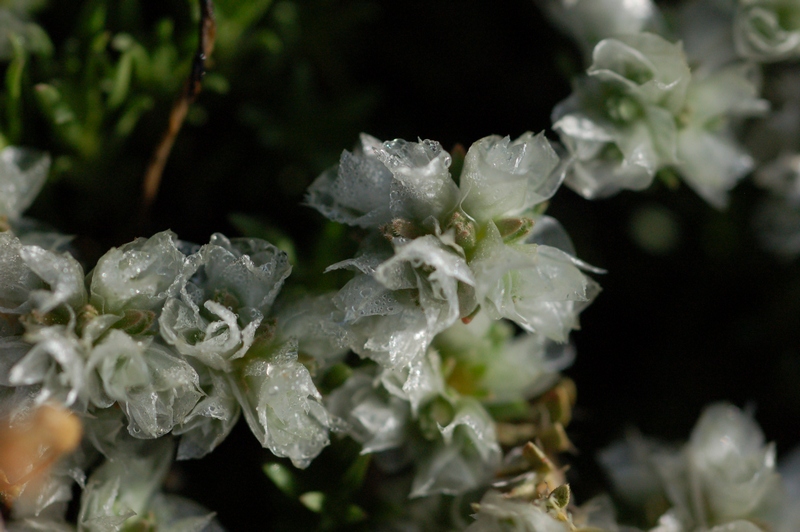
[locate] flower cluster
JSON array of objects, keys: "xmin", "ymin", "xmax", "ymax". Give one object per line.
[
  {"xmin": 543, "ymin": 0, "xmax": 785, "ymax": 208},
  {"xmin": 305, "ymin": 132, "xmax": 600, "ymax": 498},
  {"xmin": 598, "ymin": 403, "xmax": 800, "ymax": 532},
  {"xmin": 0, "ymin": 157, "xmax": 344, "ymax": 529}
]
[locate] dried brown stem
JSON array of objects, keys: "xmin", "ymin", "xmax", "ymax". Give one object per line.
[{"xmin": 141, "ymin": 0, "xmax": 216, "ymax": 213}]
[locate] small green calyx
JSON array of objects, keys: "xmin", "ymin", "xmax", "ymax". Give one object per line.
[
  {"xmin": 548, "ymin": 483, "xmax": 570, "ymax": 510},
  {"xmin": 496, "ymin": 217, "xmax": 535, "ymax": 243}
]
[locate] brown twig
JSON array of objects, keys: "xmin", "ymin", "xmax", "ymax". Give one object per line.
[{"xmin": 140, "ymin": 0, "xmax": 216, "ymax": 214}]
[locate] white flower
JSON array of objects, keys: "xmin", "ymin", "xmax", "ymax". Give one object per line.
[
  {"xmin": 686, "ymin": 403, "xmax": 783, "ymax": 526},
  {"xmin": 553, "ymin": 33, "xmax": 692, "ymax": 199},
  {"xmin": 0, "ymin": 232, "xmax": 86, "ymax": 315},
  {"xmin": 85, "ymin": 330, "xmax": 203, "ymax": 439},
  {"xmin": 410, "ymin": 397, "xmax": 500, "ymax": 498},
  {"xmin": 159, "ymin": 233, "xmax": 291, "ymax": 372},
  {"xmin": 227, "ymin": 339, "xmax": 332, "ymax": 468},
  {"xmin": 469, "ymin": 222, "xmax": 599, "ymax": 342},
  {"xmin": 459, "ymin": 132, "xmax": 562, "ymax": 222},
  {"xmin": 89, "ymin": 231, "xmax": 192, "ymax": 315},
  {"xmin": 735, "ymin": 0, "xmax": 800, "ymax": 62},
  {"xmin": 173, "ymin": 365, "xmax": 241, "ymax": 460},
  {"xmin": 306, "ymin": 133, "xmax": 394, "ymax": 228},
  {"xmin": 676, "ymin": 63, "xmax": 768, "ymax": 207},
  {"xmin": 378, "ymin": 138, "xmax": 459, "ymax": 225},
  {"xmin": 326, "ymin": 369, "xmax": 411, "ymax": 454}
]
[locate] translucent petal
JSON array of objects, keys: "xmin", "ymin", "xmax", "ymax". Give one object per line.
[
  {"xmin": 379, "ymin": 138, "xmax": 459, "ymax": 223},
  {"xmin": 326, "ymin": 370, "xmax": 410, "ymax": 454},
  {"xmin": 89, "ymin": 231, "xmax": 192, "ymax": 315},
  {"xmin": 159, "ymin": 298, "xmax": 261, "ymax": 373},
  {"xmin": 0, "ymin": 147, "xmax": 50, "ymax": 221},
  {"xmin": 11, "ymin": 325, "xmax": 86, "ymax": 406},
  {"xmin": 676, "ymin": 127, "xmax": 753, "ymax": 209},
  {"xmin": 174, "ymin": 366, "xmax": 241, "ymax": 460},
  {"xmin": 380, "ymin": 349, "xmax": 445, "ymax": 416},
  {"xmin": 459, "ymin": 132, "xmax": 561, "ymax": 221},
  {"xmin": 688, "ymin": 403, "xmax": 783, "ymax": 523},
  {"xmin": 123, "ymin": 345, "xmax": 202, "ymax": 440},
  {"xmin": 228, "ymin": 340, "xmax": 331, "ymax": 468},
  {"xmin": 375, "ymin": 235, "xmax": 473, "ymax": 337},
  {"xmin": 735, "ymin": 2, "xmax": 800, "ymax": 61},
  {"xmin": 274, "ymin": 293, "xmax": 351, "ymax": 366},
  {"xmin": 147, "ymin": 493, "xmax": 223, "ymax": 532},
  {"xmin": 410, "ymin": 399, "xmax": 500, "ymax": 497},
  {"xmin": 306, "ymin": 133, "xmax": 394, "ymax": 228},
  {"xmin": 589, "ymin": 33, "xmax": 691, "ymax": 113},
  {"xmin": 538, "ymin": 0, "xmax": 659, "ymax": 55},
  {"xmin": 470, "ymin": 223, "xmax": 599, "ymax": 342},
  {"xmin": 78, "ymin": 438, "xmax": 174, "ymax": 532},
  {"xmin": 0, "ymin": 232, "xmax": 86, "ymax": 315},
  {"xmin": 199, "ymin": 233, "xmax": 291, "ymax": 313}
]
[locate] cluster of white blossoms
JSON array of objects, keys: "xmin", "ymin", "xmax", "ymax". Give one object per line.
[
  {"xmin": 307, "ymin": 132, "xmax": 598, "ymax": 497},
  {"xmin": 0, "ymin": 147, "xmax": 334, "ymax": 529},
  {"xmin": 4, "ymin": 1, "xmax": 800, "ymax": 530},
  {"xmin": 540, "ymin": 0, "xmax": 800, "ymax": 209},
  {"xmin": 0, "ymin": 125, "xmax": 601, "ymax": 529}
]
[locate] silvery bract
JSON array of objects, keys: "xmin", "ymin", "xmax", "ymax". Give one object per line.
[
  {"xmin": 470, "ymin": 222, "xmax": 599, "ymax": 342},
  {"xmin": 159, "ymin": 233, "xmax": 291, "ymax": 372},
  {"xmin": 675, "ymin": 63, "xmax": 768, "ymax": 207},
  {"xmin": 273, "ymin": 293, "xmax": 351, "ymax": 367},
  {"xmin": 326, "ymin": 369, "xmax": 410, "ymax": 454},
  {"xmin": 378, "ymin": 138, "xmax": 459, "ymax": 225},
  {"xmin": 538, "ymin": 0, "xmax": 660, "ymax": 56},
  {"xmin": 89, "ymin": 231, "xmax": 191, "ymax": 315},
  {"xmin": 306, "ymin": 133, "xmax": 393, "ymax": 228},
  {"xmin": 409, "ymin": 397, "xmax": 500, "ymax": 498},
  {"xmin": 228, "ymin": 339, "xmax": 332, "ymax": 468},
  {"xmin": 554, "ymin": 32, "xmax": 691, "ymax": 199},
  {"xmin": 0, "ymin": 231, "xmax": 85, "ymax": 315},
  {"xmin": 172, "ymin": 365, "xmax": 240, "ymax": 460},
  {"xmin": 374, "ymin": 235, "xmax": 474, "ymax": 348},
  {"xmin": 307, "ymin": 135, "xmax": 459, "ymax": 229},
  {"xmin": 735, "ymin": 0, "xmax": 800, "ymax": 61},
  {"xmin": 686, "ymin": 403, "xmax": 783, "ymax": 525},
  {"xmin": 85, "ymin": 330, "xmax": 202, "ymax": 439},
  {"xmin": 459, "ymin": 132, "xmax": 561, "ymax": 221},
  {"xmin": 0, "ymin": 147, "xmax": 50, "ymax": 221},
  {"xmin": 78, "ymin": 438, "xmax": 219, "ymax": 532}
]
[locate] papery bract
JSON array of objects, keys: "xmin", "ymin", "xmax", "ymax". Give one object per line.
[
  {"xmin": 470, "ymin": 222, "xmax": 599, "ymax": 342},
  {"xmin": 89, "ymin": 231, "xmax": 192, "ymax": 315},
  {"xmin": 0, "ymin": 147, "xmax": 50, "ymax": 221},
  {"xmin": 228, "ymin": 339, "xmax": 332, "ymax": 468},
  {"xmin": 306, "ymin": 133, "xmax": 394, "ymax": 228},
  {"xmin": 459, "ymin": 132, "xmax": 561, "ymax": 221}
]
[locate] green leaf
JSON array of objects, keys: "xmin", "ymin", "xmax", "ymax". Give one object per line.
[
  {"xmin": 299, "ymin": 491, "xmax": 325, "ymax": 513},
  {"xmin": 263, "ymin": 462, "xmax": 298, "ymax": 497}
]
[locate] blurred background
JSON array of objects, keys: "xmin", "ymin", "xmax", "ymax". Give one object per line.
[{"xmin": 5, "ymin": 0, "xmax": 800, "ymax": 528}]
